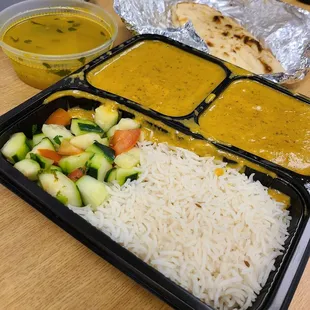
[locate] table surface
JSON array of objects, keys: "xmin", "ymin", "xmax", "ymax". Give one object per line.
[{"xmin": 0, "ymin": 0, "xmax": 309, "ymax": 309}]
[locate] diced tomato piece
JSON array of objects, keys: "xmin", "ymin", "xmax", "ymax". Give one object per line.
[
  {"xmin": 38, "ymin": 149, "xmax": 62, "ymax": 164},
  {"xmin": 68, "ymin": 167, "xmax": 86, "ymax": 182},
  {"xmin": 45, "ymin": 108, "xmax": 71, "ymax": 126},
  {"xmin": 110, "ymin": 129, "xmax": 141, "ymax": 156},
  {"xmin": 58, "ymin": 140, "xmax": 83, "ymax": 156}
]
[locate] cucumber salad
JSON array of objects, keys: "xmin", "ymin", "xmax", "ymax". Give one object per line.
[{"xmin": 1, "ymin": 105, "xmax": 142, "ymax": 209}]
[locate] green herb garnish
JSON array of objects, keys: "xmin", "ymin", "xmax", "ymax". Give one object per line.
[
  {"xmin": 42, "ymin": 62, "xmax": 52, "ymax": 69},
  {"xmin": 31, "ymin": 21, "xmax": 45, "ymax": 26},
  {"xmin": 54, "ymin": 18, "xmax": 60, "ymax": 20},
  {"xmin": 10, "ymin": 36, "xmax": 19, "ymax": 43},
  {"xmin": 100, "ymin": 31, "xmax": 106, "ymax": 37},
  {"xmin": 67, "ymin": 20, "xmax": 75, "ymax": 23},
  {"xmin": 24, "ymin": 40, "xmax": 32, "ymax": 44},
  {"xmin": 50, "ymin": 69, "xmax": 72, "ymax": 77},
  {"xmin": 73, "ymin": 23, "xmax": 81, "ymax": 27},
  {"xmin": 78, "ymin": 57, "xmax": 86, "ymax": 65},
  {"xmin": 56, "ymin": 29, "xmax": 64, "ymax": 33},
  {"xmin": 68, "ymin": 27, "xmax": 77, "ymax": 31}
]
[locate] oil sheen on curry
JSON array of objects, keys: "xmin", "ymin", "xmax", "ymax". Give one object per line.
[
  {"xmin": 199, "ymin": 80, "xmax": 310, "ymax": 175},
  {"xmin": 3, "ymin": 14, "xmax": 110, "ymax": 55},
  {"xmin": 87, "ymin": 40, "xmax": 226, "ymax": 117}
]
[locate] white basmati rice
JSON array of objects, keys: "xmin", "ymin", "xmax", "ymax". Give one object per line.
[{"xmin": 69, "ymin": 142, "xmax": 291, "ymax": 310}]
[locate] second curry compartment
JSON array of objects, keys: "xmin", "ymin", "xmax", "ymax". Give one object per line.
[
  {"xmin": 197, "ymin": 78, "xmax": 310, "ymax": 176},
  {"xmin": 86, "ymin": 39, "xmax": 227, "ymax": 118},
  {"xmin": 82, "ymin": 34, "xmax": 310, "ymax": 178}
]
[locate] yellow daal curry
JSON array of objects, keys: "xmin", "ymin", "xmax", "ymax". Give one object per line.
[
  {"xmin": 3, "ymin": 14, "xmax": 111, "ymax": 55},
  {"xmin": 87, "ymin": 40, "xmax": 226, "ymax": 117},
  {"xmin": 199, "ymin": 79, "xmax": 310, "ymax": 175}
]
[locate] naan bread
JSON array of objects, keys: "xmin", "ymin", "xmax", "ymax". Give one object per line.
[{"xmin": 172, "ymin": 3, "xmax": 284, "ymax": 74}]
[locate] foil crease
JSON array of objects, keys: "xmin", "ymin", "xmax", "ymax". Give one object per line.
[{"xmin": 114, "ymin": 0, "xmax": 310, "ymax": 84}]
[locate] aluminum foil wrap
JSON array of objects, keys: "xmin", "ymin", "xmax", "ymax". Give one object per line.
[{"xmin": 114, "ymin": 0, "xmax": 310, "ymax": 84}]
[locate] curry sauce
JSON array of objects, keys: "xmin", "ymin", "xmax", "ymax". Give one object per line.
[
  {"xmin": 199, "ymin": 79, "xmax": 310, "ymax": 175},
  {"xmin": 87, "ymin": 40, "xmax": 226, "ymax": 117},
  {"xmin": 268, "ymin": 189, "xmax": 290, "ymax": 208}
]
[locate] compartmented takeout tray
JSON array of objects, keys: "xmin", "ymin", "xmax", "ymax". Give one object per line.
[{"xmin": 0, "ymin": 34, "xmax": 309, "ymax": 310}]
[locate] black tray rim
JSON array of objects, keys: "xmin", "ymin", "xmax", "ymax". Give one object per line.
[
  {"xmin": 0, "ymin": 86, "xmax": 309, "ymax": 310},
  {"xmin": 0, "ymin": 33, "xmax": 310, "ymax": 310}
]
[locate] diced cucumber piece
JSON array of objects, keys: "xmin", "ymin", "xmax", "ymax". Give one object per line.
[
  {"xmin": 27, "ymin": 139, "xmax": 34, "ymax": 149},
  {"xmin": 53, "ymin": 135, "xmax": 63, "ymax": 145},
  {"xmin": 107, "ymin": 118, "xmax": 140, "ymax": 138},
  {"xmin": 85, "ymin": 141, "xmax": 115, "ymax": 164},
  {"xmin": 114, "ymin": 153, "xmax": 138, "ymax": 169},
  {"xmin": 71, "ymin": 119, "xmax": 104, "ymax": 136},
  {"xmin": 107, "ymin": 124, "xmax": 120, "ymax": 138},
  {"xmin": 76, "ymin": 175, "xmax": 109, "ymax": 210},
  {"xmin": 14, "ymin": 159, "xmax": 41, "ymax": 181},
  {"xmin": 104, "ymin": 168, "xmax": 117, "ymax": 182},
  {"xmin": 26, "ymin": 137, "xmax": 55, "ymax": 170},
  {"xmin": 116, "ymin": 168, "xmax": 140, "ymax": 186},
  {"xmin": 26, "ymin": 137, "xmax": 55, "ymax": 159},
  {"xmin": 94, "ymin": 105, "xmax": 119, "ymax": 132},
  {"xmin": 87, "ymin": 154, "xmax": 112, "ymax": 182},
  {"xmin": 33, "ymin": 133, "xmax": 46, "ymax": 146},
  {"xmin": 49, "ymin": 165, "xmax": 62, "ymax": 172},
  {"xmin": 118, "ymin": 118, "xmax": 140, "ymax": 130},
  {"xmin": 30, "ymin": 153, "xmax": 54, "ymax": 170},
  {"xmin": 42, "ymin": 124, "xmax": 72, "ymax": 145},
  {"xmin": 114, "ymin": 147, "xmax": 141, "ymax": 169},
  {"xmin": 127, "ymin": 147, "xmax": 141, "ymax": 160},
  {"xmin": 70, "ymin": 133, "xmax": 108, "ymax": 150},
  {"xmin": 98, "ymin": 137, "xmax": 109, "ymax": 146},
  {"xmin": 1, "ymin": 132, "xmax": 30, "ymax": 164},
  {"xmin": 58, "ymin": 152, "xmax": 93, "ymax": 174},
  {"xmin": 39, "ymin": 171, "xmax": 82, "ymax": 207}
]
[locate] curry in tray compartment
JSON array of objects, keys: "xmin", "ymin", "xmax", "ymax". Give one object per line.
[
  {"xmin": 199, "ymin": 79, "xmax": 310, "ymax": 175},
  {"xmin": 3, "ymin": 14, "xmax": 111, "ymax": 55},
  {"xmin": 87, "ymin": 40, "xmax": 226, "ymax": 117}
]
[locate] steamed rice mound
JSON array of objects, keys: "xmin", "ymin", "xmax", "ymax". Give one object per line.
[{"xmin": 70, "ymin": 142, "xmax": 291, "ymax": 310}]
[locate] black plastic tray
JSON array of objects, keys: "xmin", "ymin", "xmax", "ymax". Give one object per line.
[{"xmin": 0, "ymin": 34, "xmax": 309, "ymax": 310}]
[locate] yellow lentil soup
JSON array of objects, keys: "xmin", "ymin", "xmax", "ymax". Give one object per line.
[
  {"xmin": 3, "ymin": 14, "xmax": 111, "ymax": 55},
  {"xmin": 0, "ymin": 3, "xmax": 117, "ymax": 90},
  {"xmin": 199, "ymin": 79, "xmax": 310, "ymax": 175},
  {"xmin": 87, "ymin": 40, "xmax": 226, "ymax": 117}
]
